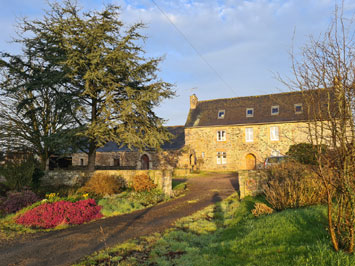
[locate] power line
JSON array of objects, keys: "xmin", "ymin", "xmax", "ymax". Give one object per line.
[{"xmin": 150, "ymin": 0, "xmax": 237, "ymax": 95}]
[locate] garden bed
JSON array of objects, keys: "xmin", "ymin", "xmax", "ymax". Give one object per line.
[{"xmin": 0, "ymin": 178, "xmax": 187, "ymax": 241}]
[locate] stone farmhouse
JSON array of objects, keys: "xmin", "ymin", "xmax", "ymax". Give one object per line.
[
  {"xmin": 185, "ymin": 92, "xmax": 311, "ymax": 170},
  {"xmin": 73, "ymin": 90, "xmax": 314, "ymax": 171}
]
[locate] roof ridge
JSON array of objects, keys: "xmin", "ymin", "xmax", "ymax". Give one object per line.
[
  {"xmin": 197, "ymin": 90, "xmax": 301, "ymax": 103},
  {"xmin": 166, "ymin": 125, "xmax": 184, "ymax": 128}
]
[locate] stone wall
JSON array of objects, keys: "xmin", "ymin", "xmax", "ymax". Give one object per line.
[
  {"xmin": 72, "ymin": 150, "xmax": 188, "ymax": 171},
  {"xmin": 238, "ymin": 170, "xmax": 267, "ymax": 199},
  {"xmin": 185, "ymin": 122, "xmax": 310, "ymax": 170},
  {"xmin": 42, "ymin": 169, "xmax": 173, "ymax": 196},
  {"xmin": 172, "ymin": 168, "xmax": 190, "ymax": 177},
  {"xmin": 72, "ymin": 151, "xmax": 140, "ymax": 168}
]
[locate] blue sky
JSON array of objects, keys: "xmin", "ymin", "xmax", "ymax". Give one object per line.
[{"xmin": 0, "ymin": 0, "xmax": 354, "ymax": 125}]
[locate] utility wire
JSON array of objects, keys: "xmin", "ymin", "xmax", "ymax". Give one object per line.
[{"xmin": 150, "ymin": 0, "xmax": 237, "ymax": 95}]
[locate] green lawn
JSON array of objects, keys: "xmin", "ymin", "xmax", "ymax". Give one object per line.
[{"xmin": 76, "ymin": 194, "xmax": 355, "ymax": 266}]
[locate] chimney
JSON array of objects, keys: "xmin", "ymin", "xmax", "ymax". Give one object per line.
[{"xmin": 190, "ymin": 94, "xmax": 198, "ymax": 109}]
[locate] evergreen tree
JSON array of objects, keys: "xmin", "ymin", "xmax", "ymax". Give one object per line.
[
  {"xmin": 2, "ymin": 1, "xmax": 175, "ymax": 170},
  {"xmin": 0, "ymin": 16, "xmax": 80, "ymax": 169},
  {"xmin": 55, "ymin": 1, "xmax": 174, "ymax": 170}
]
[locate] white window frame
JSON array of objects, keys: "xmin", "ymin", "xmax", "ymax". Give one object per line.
[
  {"xmin": 217, "ymin": 130, "xmax": 226, "ymax": 141},
  {"xmin": 294, "ymin": 103, "xmax": 303, "ymax": 114},
  {"xmin": 271, "ymin": 105, "xmax": 279, "ymax": 115},
  {"xmin": 218, "ymin": 110, "xmax": 225, "ymax": 119},
  {"xmin": 245, "ymin": 127, "xmax": 254, "ymax": 142},
  {"xmin": 246, "ymin": 108, "xmax": 254, "ymax": 117},
  {"xmin": 270, "ymin": 126, "xmax": 279, "ymax": 141},
  {"xmin": 222, "ymin": 152, "xmax": 227, "ymax": 164},
  {"xmin": 217, "ymin": 152, "xmax": 222, "ymax": 164},
  {"xmin": 271, "ymin": 150, "xmax": 280, "ymax": 156},
  {"xmin": 202, "ymin": 152, "xmax": 205, "ymax": 158},
  {"xmin": 217, "ymin": 152, "xmax": 227, "ymax": 165}
]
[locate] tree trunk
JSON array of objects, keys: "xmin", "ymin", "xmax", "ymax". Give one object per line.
[
  {"xmin": 348, "ymin": 224, "xmax": 354, "ymax": 253},
  {"xmin": 88, "ymin": 94, "xmax": 97, "ymax": 172},
  {"xmin": 327, "ymin": 191, "xmax": 339, "ymax": 252},
  {"xmin": 45, "ymin": 158, "xmax": 50, "ymax": 171},
  {"xmin": 40, "ymin": 154, "xmax": 49, "ymax": 171},
  {"xmin": 88, "ymin": 140, "xmax": 96, "ymax": 171}
]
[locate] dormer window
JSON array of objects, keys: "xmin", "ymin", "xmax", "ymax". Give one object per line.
[
  {"xmin": 218, "ymin": 110, "xmax": 225, "ymax": 119},
  {"xmin": 294, "ymin": 103, "xmax": 303, "ymax": 114},
  {"xmin": 246, "ymin": 108, "xmax": 254, "ymax": 117},
  {"xmin": 271, "ymin": 105, "xmax": 279, "ymax": 115}
]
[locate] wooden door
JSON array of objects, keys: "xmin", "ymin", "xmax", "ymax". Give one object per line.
[
  {"xmin": 141, "ymin": 155, "xmax": 149, "ymax": 170},
  {"xmin": 246, "ymin": 154, "xmax": 256, "ymax": 170}
]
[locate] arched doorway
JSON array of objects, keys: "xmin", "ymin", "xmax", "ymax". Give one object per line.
[
  {"xmin": 245, "ymin": 153, "xmax": 256, "ymax": 170},
  {"xmin": 189, "ymin": 154, "xmax": 195, "ymax": 166},
  {"xmin": 189, "ymin": 153, "xmax": 196, "ymax": 171},
  {"xmin": 141, "ymin": 154, "xmax": 149, "ymax": 170}
]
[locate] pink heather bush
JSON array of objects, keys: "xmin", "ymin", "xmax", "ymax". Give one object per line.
[
  {"xmin": 1, "ymin": 190, "xmax": 39, "ymax": 214},
  {"xmin": 15, "ymin": 199, "xmax": 102, "ymax": 229}
]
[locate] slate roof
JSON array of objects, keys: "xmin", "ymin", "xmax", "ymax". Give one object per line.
[
  {"xmin": 96, "ymin": 126, "xmax": 185, "ymax": 152},
  {"xmin": 185, "ymin": 90, "xmax": 328, "ymax": 127}
]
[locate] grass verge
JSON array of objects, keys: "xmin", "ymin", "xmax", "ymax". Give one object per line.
[{"xmin": 76, "ymin": 194, "xmax": 355, "ymax": 266}]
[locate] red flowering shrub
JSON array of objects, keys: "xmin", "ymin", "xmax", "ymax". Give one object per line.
[
  {"xmin": 15, "ymin": 199, "xmax": 102, "ymax": 229},
  {"xmin": 1, "ymin": 190, "xmax": 39, "ymax": 214}
]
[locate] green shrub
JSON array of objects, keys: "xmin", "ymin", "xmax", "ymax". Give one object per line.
[
  {"xmin": 132, "ymin": 174, "xmax": 156, "ymax": 192},
  {"xmin": 36, "ymin": 184, "xmax": 79, "ymax": 199},
  {"xmin": 0, "ymin": 158, "xmax": 35, "ymax": 191},
  {"xmin": 286, "ymin": 143, "xmax": 327, "ymax": 165},
  {"xmin": 31, "ymin": 167, "xmax": 44, "ymax": 190},
  {"xmin": 263, "ymin": 162, "xmax": 327, "ymax": 211},
  {"xmin": 128, "ymin": 189, "xmax": 165, "ymax": 206},
  {"xmin": 98, "ymin": 196, "xmax": 144, "ymax": 217},
  {"xmin": 98, "ymin": 189, "xmax": 165, "ymax": 217},
  {"xmin": 0, "ymin": 183, "xmax": 9, "ymax": 197},
  {"xmin": 78, "ymin": 173, "xmax": 125, "ymax": 197}
]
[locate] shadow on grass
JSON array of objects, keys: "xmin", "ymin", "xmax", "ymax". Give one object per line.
[
  {"xmin": 212, "ymin": 193, "xmax": 224, "ymax": 228},
  {"xmin": 172, "ymin": 179, "xmax": 187, "ymax": 189}
]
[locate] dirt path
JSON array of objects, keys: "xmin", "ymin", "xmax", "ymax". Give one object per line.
[{"xmin": 0, "ymin": 172, "xmax": 238, "ymax": 266}]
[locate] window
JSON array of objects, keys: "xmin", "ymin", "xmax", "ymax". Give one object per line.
[
  {"xmin": 217, "ymin": 152, "xmax": 227, "ymax": 165},
  {"xmin": 222, "ymin": 152, "xmax": 227, "ymax": 164},
  {"xmin": 246, "ymin": 108, "xmax": 254, "ymax": 117},
  {"xmin": 294, "ymin": 103, "xmax": 303, "ymax": 114},
  {"xmin": 245, "ymin": 127, "xmax": 254, "ymax": 142},
  {"xmin": 113, "ymin": 158, "xmax": 120, "ymax": 166},
  {"xmin": 80, "ymin": 158, "xmax": 84, "ymax": 166},
  {"xmin": 271, "ymin": 105, "xmax": 279, "ymax": 115},
  {"xmin": 218, "ymin": 110, "xmax": 225, "ymax": 119},
  {"xmin": 217, "ymin": 130, "xmax": 226, "ymax": 141},
  {"xmin": 202, "ymin": 152, "xmax": 205, "ymax": 158},
  {"xmin": 270, "ymin": 126, "xmax": 279, "ymax": 141},
  {"xmin": 271, "ymin": 150, "xmax": 280, "ymax": 156}
]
